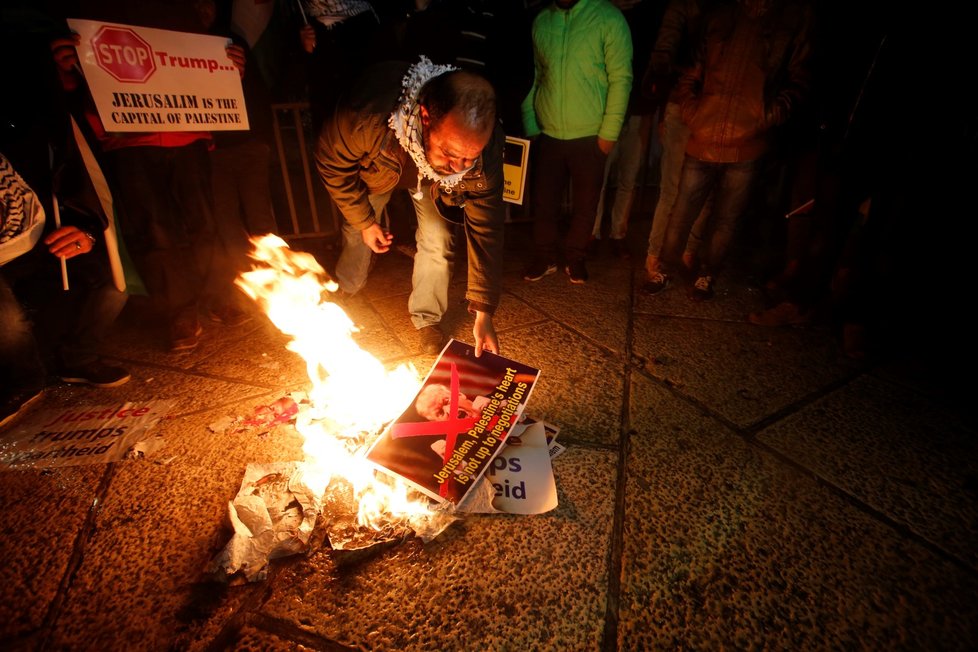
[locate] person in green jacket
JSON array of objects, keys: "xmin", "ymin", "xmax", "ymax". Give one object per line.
[{"xmin": 521, "ymin": 0, "xmax": 632, "ymax": 285}]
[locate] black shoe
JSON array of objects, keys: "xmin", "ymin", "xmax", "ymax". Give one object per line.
[
  {"xmin": 419, "ymin": 325, "xmax": 446, "ymax": 355},
  {"xmin": 641, "ymin": 270, "xmax": 670, "ymax": 295},
  {"xmin": 688, "ymin": 274, "xmax": 715, "ymax": 301},
  {"xmin": 523, "ymin": 261, "xmax": 557, "ymax": 282},
  {"xmin": 208, "ymin": 304, "xmax": 253, "ymax": 327},
  {"xmin": 0, "ymin": 388, "xmax": 44, "ymax": 429},
  {"xmin": 169, "ymin": 318, "xmax": 203, "ymax": 352},
  {"xmin": 565, "ymin": 260, "xmax": 588, "ymax": 284},
  {"xmin": 59, "ymin": 362, "xmax": 131, "ymax": 388},
  {"xmin": 610, "ymin": 238, "xmax": 631, "ymax": 260}
]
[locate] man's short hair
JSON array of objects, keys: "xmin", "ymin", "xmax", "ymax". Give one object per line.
[{"xmin": 418, "ymin": 70, "xmax": 497, "ymax": 134}]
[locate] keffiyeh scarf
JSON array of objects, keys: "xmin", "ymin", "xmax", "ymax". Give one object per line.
[{"xmin": 388, "ymin": 56, "xmax": 470, "ymax": 198}]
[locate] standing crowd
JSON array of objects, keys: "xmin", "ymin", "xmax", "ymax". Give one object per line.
[{"xmin": 3, "ymin": 0, "xmax": 965, "ymax": 427}]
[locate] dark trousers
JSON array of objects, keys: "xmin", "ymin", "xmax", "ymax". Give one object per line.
[
  {"xmin": 108, "ymin": 142, "xmax": 217, "ymax": 324},
  {"xmin": 210, "ymin": 139, "xmax": 277, "ymax": 307},
  {"xmin": 1, "ymin": 240, "xmax": 127, "ymax": 392},
  {"xmin": 530, "ymin": 134, "xmax": 608, "ymax": 264}
]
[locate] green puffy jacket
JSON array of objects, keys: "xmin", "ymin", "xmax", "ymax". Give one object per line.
[{"xmin": 522, "ymin": 0, "xmax": 633, "ymax": 142}]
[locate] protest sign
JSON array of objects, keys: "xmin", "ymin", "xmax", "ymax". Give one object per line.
[
  {"xmin": 366, "ymin": 340, "xmax": 541, "ymax": 505},
  {"xmin": 0, "ymin": 401, "xmax": 173, "ymax": 470},
  {"xmin": 503, "ymin": 136, "xmax": 530, "ymax": 205},
  {"xmin": 483, "ymin": 419, "xmax": 558, "ymax": 514},
  {"xmin": 67, "ymin": 18, "xmax": 249, "ymax": 132}
]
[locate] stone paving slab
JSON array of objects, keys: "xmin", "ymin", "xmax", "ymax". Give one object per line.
[
  {"xmin": 2, "ymin": 218, "xmax": 976, "ymax": 650},
  {"xmin": 259, "ymin": 447, "xmax": 617, "ymax": 650},
  {"xmin": 503, "ymin": 263, "xmax": 633, "ymax": 356},
  {"xmin": 632, "ymin": 314, "xmax": 858, "ymax": 428},
  {"xmin": 45, "ymin": 408, "xmax": 305, "ymax": 650},
  {"xmin": 0, "ymin": 463, "xmax": 106, "ymax": 645},
  {"xmin": 624, "ymin": 376, "xmax": 978, "ymax": 650},
  {"xmin": 756, "ymin": 373, "xmax": 978, "ymax": 568},
  {"xmin": 502, "ymin": 322, "xmax": 625, "ymax": 446}
]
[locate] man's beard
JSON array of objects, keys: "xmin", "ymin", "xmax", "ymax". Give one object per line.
[{"xmin": 421, "ymin": 128, "xmax": 453, "ymax": 176}]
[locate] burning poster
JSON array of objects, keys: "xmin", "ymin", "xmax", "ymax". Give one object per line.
[{"xmin": 365, "ymin": 340, "xmax": 541, "ymax": 505}]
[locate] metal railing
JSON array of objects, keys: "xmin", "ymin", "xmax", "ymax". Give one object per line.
[{"xmin": 270, "ymin": 101, "xmax": 339, "ymax": 240}]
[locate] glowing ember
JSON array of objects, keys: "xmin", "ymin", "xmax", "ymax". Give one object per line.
[{"xmin": 236, "ymin": 235, "xmax": 434, "ymax": 530}]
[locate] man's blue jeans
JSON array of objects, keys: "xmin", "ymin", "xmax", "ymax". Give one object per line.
[
  {"xmin": 647, "ymin": 102, "xmax": 713, "ymax": 259},
  {"xmin": 661, "ymin": 156, "xmax": 760, "ymax": 276},
  {"xmin": 334, "ymin": 186, "xmax": 456, "ymax": 329},
  {"xmin": 594, "ymin": 113, "xmax": 644, "ymax": 240}
]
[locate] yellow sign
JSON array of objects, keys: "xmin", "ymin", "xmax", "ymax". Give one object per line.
[{"xmin": 503, "ymin": 136, "xmax": 530, "ymax": 205}]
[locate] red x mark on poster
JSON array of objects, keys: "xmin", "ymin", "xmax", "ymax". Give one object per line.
[{"xmin": 390, "ymin": 362, "xmax": 492, "ymax": 498}]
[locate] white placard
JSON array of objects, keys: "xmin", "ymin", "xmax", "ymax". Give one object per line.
[{"xmin": 67, "ymin": 18, "xmax": 249, "ymax": 132}]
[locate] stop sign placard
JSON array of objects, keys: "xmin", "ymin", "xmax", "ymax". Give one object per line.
[{"xmin": 91, "ymin": 26, "xmax": 156, "ymax": 83}]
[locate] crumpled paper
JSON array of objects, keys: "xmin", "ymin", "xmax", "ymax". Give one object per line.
[{"xmin": 210, "ymin": 461, "xmax": 320, "ymax": 582}]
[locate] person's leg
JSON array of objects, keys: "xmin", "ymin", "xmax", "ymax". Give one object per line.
[
  {"xmin": 109, "ymin": 147, "xmax": 200, "ymax": 329},
  {"xmin": 57, "ymin": 250, "xmax": 128, "ymax": 368},
  {"xmin": 646, "ymin": 102, "xmax": 688, "ymax": 264},
  {"xmin": 608, "ymin": 113, "xmax": 645, "ymax": 241},
  {"xmin": 234, "ymin": 139, "xmax": 279, "ymax": 236},
  {"xmin": 565, "ymin": 136, "xmax": 608, "ymax": 266},
  {"xmin": 699, "ymin": 159, "xmax": 761, "ymax": 277},
  {"xmin": 529, "ymin": 134, "xmax": 567, "ymax": 264},
  {"xmin": 592, "ymin": 134, "xmax": 619, "ymax": 240},
  {"xmin": 0, "ymin": 272, "xmax": 45, "ymax": 402},
  {"xmin": 172, "ymin": 141, "xmax": 226, "ymax": 314},
  {"xmin": 683, "ymin": 194, "xmax": 714, "ymax": 270},
  {"xmin": 208, "ymin": 145, "xmax": 252, "ymax": 317},
  {"xmin": 409, "ymin": 186, "xmax": 456, "ymax": 330},
  {"xmin": 334, "ymin": 191, "xmax": 391, "ymax": 294},
  {"xmin": 661, "ymin": 156, "xmax": 716, "ymax": 273}
]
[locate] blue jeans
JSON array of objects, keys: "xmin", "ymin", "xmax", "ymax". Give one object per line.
[
  {"xmin": 647, "ymin": 102, "xmax": 713, "ymax": 258},
  {"xmin": 662, "ymin": 156, "xmax": 760, "ymax": 276},
  {"xmin": 593, "ymin": 113, "xmax": 645, "ymax": 240},
  {"xmin": 334, "ymin": 191, "xmax": 393, "ymax": 295},
  {"xmin": 335, "ymin": 186, "xmax": 456, "ymax": 329}
]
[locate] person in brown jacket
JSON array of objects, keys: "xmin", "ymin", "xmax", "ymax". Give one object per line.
[{"xmin": 654, "ymin": 0, "xmax": 811, "ymax": 300}]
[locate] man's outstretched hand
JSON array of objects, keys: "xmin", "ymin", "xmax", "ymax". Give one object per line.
[
  {"xmin": 473, "ymin": 311, "xmax": 498, "ymax": 357},
  {"xmin": 360, "ymin": 223, "xmax": 393, "ymax": 253}
]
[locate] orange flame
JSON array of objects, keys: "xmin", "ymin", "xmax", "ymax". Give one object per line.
[{"xmin": 236, "ymin": 235, "xmax": 433, "ymax": 529}]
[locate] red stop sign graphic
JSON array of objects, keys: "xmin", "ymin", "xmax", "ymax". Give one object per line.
[{"xmin": 91, "ymin": 26, "xmax": 156, "ymax": 83}]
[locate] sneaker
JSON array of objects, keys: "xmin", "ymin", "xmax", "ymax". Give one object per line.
[
  {"xmin": 0, "ymin": 388, "xmax": 44, "ymax": 430},
  {"xmin": 748, "ymin": 301, "xmax": 812, "ymax": 327},
  {"xmin": 610, "ymin": 238, "xmax": 631, "ymax": 260},
  {"xmin": 523, "ymin": 261, "xmax": 557, "ymax": 282},
  {"xmin": 565, "ymin": 260, "xmax": 588, "ymax": 284},
  {"xmin": 641, "ymin": 269, "xmax": 670, "ymax": 295},
  {"xmin": 169, "ymin": 319, "xmax": 203, "ymax": 352},
  {"xmin": 419, "ymin": 325, "xmax": 446, "ymax": 355},
  {"xmin": 208, "ymin": 305, "xmax": 253, "ymax": 327},
  {"xmin": 688, "ymin": 275, "xmax": 715, "ymax": 301},
  {"xmin": 59, "ymin": 362, "xmax": 131, "ymax": 388}
]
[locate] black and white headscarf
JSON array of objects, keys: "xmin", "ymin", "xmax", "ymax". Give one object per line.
[
  {"xmin": 388, "ymin": 56, "xmax": 471, "ymax": 199},
  {"xmin": 0, "ymin": 153, "xmax": 45, "ymax": 265}
]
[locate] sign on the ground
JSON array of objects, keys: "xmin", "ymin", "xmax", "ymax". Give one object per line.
[{"xmin": 0, "ymin": 401, "xmax": 172, "ymax": 470}]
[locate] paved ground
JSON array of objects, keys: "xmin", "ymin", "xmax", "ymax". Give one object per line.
[{"xmin": 1, "ymin": 216, "xmax": 976, "ymax": 651}]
